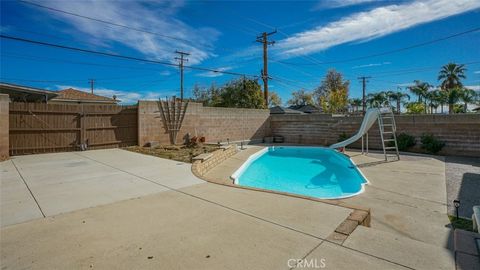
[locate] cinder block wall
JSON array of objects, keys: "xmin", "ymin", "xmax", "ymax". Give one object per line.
[
  {"xmin": 0, "ymin": 94, "xmax": 9, "ymax": 160},
  {"xmin": 138, "ymin": 101, "xmax": 271, "ymax": 146},
  {"xmin": 270, "ymin": 113, "xmax": 480, "ymax": 157}
]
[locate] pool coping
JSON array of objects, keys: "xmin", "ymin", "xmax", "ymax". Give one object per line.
[{"xmin": 191, "ymin": 145, "xmax": 371, "ymax": 221}]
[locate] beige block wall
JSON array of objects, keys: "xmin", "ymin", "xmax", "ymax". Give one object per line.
[
  {"xmin": 0, "ymin": 94, "xmax": 9, "ymax": 160},
  {"xmin": 138, "ymin": 101, "xmax": 271, "ymax": 146},
  {"xmin": 270, "ymin": 113, "xmax": 480, "ymax": 157}
]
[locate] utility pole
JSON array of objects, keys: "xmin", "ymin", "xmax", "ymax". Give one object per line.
[
  {"xmin": 358, "ymin": 76, "xmax": 371, "ymax": 114},
  {"xmin": 175, "ymin": 50, "xmax": 190, "ymax": 101},
  {"xmin": 256, "ymin": 30, "xmax": 276, "ymax": 107},
  {"xmin": 88, "ymin": 79, "xmax": 95, "ymax": 94}
]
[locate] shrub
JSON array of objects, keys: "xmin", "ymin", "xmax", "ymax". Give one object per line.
[
  {"xmin": 388, "ymin": 133, "xmax": 416, "ymax": 151},
  {"xmin": 420, "ymin": 133, "xmax": 445, "ymax": 154},
  {"xmin": 337, "ymin": 132, "xmax": 349, "ymax": 142}
]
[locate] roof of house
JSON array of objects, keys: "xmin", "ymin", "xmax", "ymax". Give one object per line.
[
  {"xmin": 52, "ymin": 88, "xmax": 118, "ymax": 103},
  {"xmin": 287, "ymin": 104, "xmax": 320, "ymax": 113},
  {"xmin": 0, "ymin": 82, "xmax": 59, "ymax": 102},
  {"xmin": 269, "ymin": 106, "xmax": 304, "ymax": 114}
]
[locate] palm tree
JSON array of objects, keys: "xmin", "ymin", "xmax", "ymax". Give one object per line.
[
  {"xmin": 438, "ymin": 63, "xmax": 467, "ymax": 90},
  {"xmin": 426, "ymin": 91, "xmax": 440, "ymax": 114},
  {"xmin": 408, "ymin": 80, "xmax": 431, "ymax": 113},
  {"xmin": 459, "ymin": 88, "xmax": 477, "ymax": 113},
  {"xmin": 366, "ymin": 91, "xmax": 388, "ymax": 108},
  {"xmin": 435, "ymin": 89, "xmax": 448, "ymax": 114},
  {"xmin": 446, "ymin": 88, "xmax": 462, "ymax": 113},
  {"xmin": 349, "ymin": 98, "xmax": 362, "ymax": 112},
  {"xmin": 386, "ymin": 90, "xmax": 410, "ymax": 114}
]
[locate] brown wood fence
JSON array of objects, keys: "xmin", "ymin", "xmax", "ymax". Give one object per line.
[{"xmin": 9, "ymin": 102, "xmax": 138, "ymax": 155}]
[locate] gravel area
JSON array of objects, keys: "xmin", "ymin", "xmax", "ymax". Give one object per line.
[{"xmin": 445, "ymin": 156, "xmax": 480, "ymax": 219}]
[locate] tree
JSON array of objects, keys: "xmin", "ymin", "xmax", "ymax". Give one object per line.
[
  {"xmin": 192, "ymin": 78, "xmax": 265, "ymax": 109},
  {"xmin": 349, "ymin": 98, "xmax": 362, "ymax": 112},
  {"xmin": 425, "ymin": 90, "xmax": 439, "ymax": 114},
  {"xmin": 459, "ymin": 88, "xmax": 477, "ymax": 113},
  {"xmin": 445, "ymin": 87, "xmax": 462, "ymax": 114},
  {"xmin": 192, "ymin": 83, "xmax": 221, "ymax": 106},
  {"xmin": 386, "ymin": 90, "xmax": 410, "ymax": 114},
  {"xmin": 218, "ymin": 78, "xmax": 265, "ymax": 109},
  {"xmin": 314, "ymin": 69, "xmax": 349, "ymax": 113},
  {"xmin": 408, "ymin": 80, "xmax": 431, "ymax": 113},
  {"xmin": 366, "ymin": 91, "xmax": 388, "ymax": 108},
  {"xmin": 438, "ymin": 63, "xmax": 466, "ymax": 90},
  {"xmin": 405, "ymin": 102, "xmax": 425, "ymax": 114},
  {"xmin": 268, "ymin": 91, "xmax": 282, "ymax": 107},
  {"xmin": 287, "ymin": 89, "xmax": 315, "ymax": 106}
]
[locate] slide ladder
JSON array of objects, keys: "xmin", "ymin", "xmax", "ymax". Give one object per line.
[{"xmin": 378, "ymin": 108, "xmax": 400, "ymax": 161}]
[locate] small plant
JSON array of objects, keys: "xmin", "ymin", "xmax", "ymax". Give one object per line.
[
  {"xmin": 337, "ymin": 132, "xmax": 349, "ymax": 142},
  {"xmin": 389, "ymin": 133, "xmax": 415, "ymax": 151},
  {"xmin": 420, "ymin": 133, "xmax": 445, "ymax": 154}
]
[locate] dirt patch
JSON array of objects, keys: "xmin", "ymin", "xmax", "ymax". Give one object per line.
[{"xmin": 124, "ymin": 144, "xmax": 220, "ymax": 163}]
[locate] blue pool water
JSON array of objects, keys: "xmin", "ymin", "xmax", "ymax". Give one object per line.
[{"xmin": 233, "ymin": 147, "xmax": 368, "ymax": 199}]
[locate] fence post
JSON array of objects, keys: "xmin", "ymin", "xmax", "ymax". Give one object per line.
[{"xmin": 0, "ymin": 94, "xmax": 9, "ymax": 160}]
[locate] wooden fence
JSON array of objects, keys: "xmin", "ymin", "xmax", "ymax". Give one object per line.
[{"xmin": 9, "ymin": 102, "xmax": 138, "ymax": 155}]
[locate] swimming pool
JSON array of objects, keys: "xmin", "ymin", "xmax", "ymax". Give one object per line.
[{"xmin": 231, "ymin": 146, "xmax": 368, "ymax": 199}]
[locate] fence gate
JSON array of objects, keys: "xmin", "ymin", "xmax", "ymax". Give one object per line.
[{"xmin": 9, "ymin": 102, "xmax": 138, "ymax": 155}]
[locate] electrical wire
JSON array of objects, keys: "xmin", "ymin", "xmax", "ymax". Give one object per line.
[
  {"xmin": 274, "ymin": 26, "xmax": 480, "ymax": 66},
  {"xmin": 0, "ymin": 34, "xmax": 259, "ymax": 78}
]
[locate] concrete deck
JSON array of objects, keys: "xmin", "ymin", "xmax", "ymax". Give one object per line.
[
  {"xmin": 0, "ymin": 148, "xmax": 460, "ymax": 269},
  {"xmin": 0, "ymin": 149, "xmax": 203, "ymax": 227}
]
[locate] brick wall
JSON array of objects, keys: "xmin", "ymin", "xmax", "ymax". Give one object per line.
[
  {"xmin": 191, "ymin": 145, "xmax": 238, "ymax": 177},
  {"xmin": 138, "ymin": 101, "xmax": 270, "ymax": 146},
  {"xmin": 0, "ymin": 94, "xmax": 9, "ymax": 161},
  {"xmin": 270, "ymin": 113, "xmax": 480, "ymax": 157}
]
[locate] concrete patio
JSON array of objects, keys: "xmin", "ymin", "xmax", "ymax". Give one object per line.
[{"xmin": 0, "ymin": 148, "xmax": 468, "ymax": 269}]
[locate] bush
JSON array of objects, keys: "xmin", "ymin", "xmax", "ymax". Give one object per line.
[
  {"xmin": 338, "ymin": 132, "xmax": 350, "ymax": 142},
  {"xmin": 388, "ymin": 133, "xmax": 416, "ymax": 151},
  {"xmin": 420, "ymin": 133, "xmax": 445, "ymax": 154}
]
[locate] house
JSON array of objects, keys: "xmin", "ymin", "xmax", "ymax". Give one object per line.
[
  {"xmin": 287, "ymin": 104, "xmax": 320, "ymax": 114},
  {"xmin": 49, "ymin": 88, "xmax": 119, "ymax": 104},
  {"xmin": 0, "ymin": 82, "xmax": 58, "ymax": 102},
  {"xmin": 269, "ymin": 106, "xmax": 304, "ymax": 114}
]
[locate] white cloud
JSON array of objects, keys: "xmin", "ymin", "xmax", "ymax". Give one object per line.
[
  {"xmin": 396, "ymin": 82, "xmax": 415, "ymax": 87},
  {"xmin": 55, "ymin": 85, "xmax": 175, "ymax": 104},
  {"xmin": 352, "ymin": 62, "xmax": 391, "ymax": 69},
  {"xmin": 474, "ymin": 70, "xmax": 480, "ymax": 74},
  {"xmin": 276, "ymin": 0, "xmax": 480, "ymax": 58},
  {"xmin": 465, "ymin": 85, "xmax": 480, "ymax": 91},
  {"xmin": 160, "ymin": 70, "xmax": 172, "ymax": 76},
  {"xmin": 35, "ymin": 1, "xmax": 220, "ymax": 65},
  {"xmin": 313, "ymin": 0, "xmax": 380, "ymax": 10},
  {"xmin": 196, "ymin": 66, "xmax": 233, "ymax": 78}
]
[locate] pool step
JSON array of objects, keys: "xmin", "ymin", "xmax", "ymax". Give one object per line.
[{"xmin": 343, "ymin": 226, "xmax": 455, "ymax": 270}]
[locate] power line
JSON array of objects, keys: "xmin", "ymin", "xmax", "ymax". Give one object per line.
[
  {"xmin": 17, "ymin": 0, "xmax": 216, "ymax": 52},
  {"xmin": 0, "ymin": 34, "xmax": 258, "ymax": 78},
  {"xmin": 274, "ymin": 26, "xmax": 480, "ymax": 66}
]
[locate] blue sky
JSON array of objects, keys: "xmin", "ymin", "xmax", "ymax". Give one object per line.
[{"xmin": 1, "ymin": 0, "xmax": 479, "ymax": 104}]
